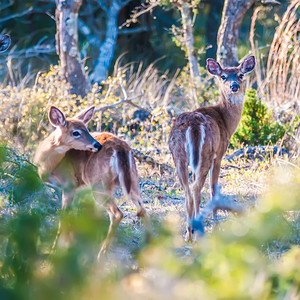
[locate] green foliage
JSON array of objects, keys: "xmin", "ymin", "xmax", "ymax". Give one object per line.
[
  {"xmin": 231, "ymin": 89, "xmax": 286, "ymax": 148},
  {"xmin": 0, "ymin": 146, "xmax": 43, "ymax": 204},
  {"xmin": 1, "ymin": 144, "xmax": 300, "ymax": 299},
  {"xmin": 0, "ymin": 146, "xmax": 109, "ymax": 300}
]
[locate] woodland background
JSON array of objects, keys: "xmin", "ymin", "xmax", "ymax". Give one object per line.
[{"xmin": 0, "ymin": 0, "xmax": 299, "ymax": 299}]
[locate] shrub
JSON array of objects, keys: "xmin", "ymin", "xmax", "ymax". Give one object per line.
[{"xmin": 231, "ymin": 89, "xmax": 286, "ymax": 148}]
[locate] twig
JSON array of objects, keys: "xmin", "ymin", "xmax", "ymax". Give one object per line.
[
  {"xmin": 192, "ymin": 185, "xmax": 243, "ymax": 234},
  {"xmin": 94, "ymin": 93, "xmax": 151, "ymax": 113},
  {"xmin": 0, "ymin": 6, "xmax": 34, "ymax": 23},
  {"xmin": 261, "ymin": 0, "xmax": 280, "ymax": 4},
  {"xmin": 119, "ymin": 1, "xmax": 159, "ymax": 29}
]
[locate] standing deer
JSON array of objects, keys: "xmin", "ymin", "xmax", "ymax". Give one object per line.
[
  {"xmin": 34, "ymin": 106, "xmax": 149, "ymax": 259},
  {"xmin": 168, "ymin": 56, "xmax": 255, "ymax": 241},
  {"xmin": 0, "ymin": 34, "xmax": 11, "ymax": 53}
]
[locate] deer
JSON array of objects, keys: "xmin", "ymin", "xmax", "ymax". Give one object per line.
[
  {"xmin": 34, "ymin": 106, "xmax": 149, "ymax": 260},
  {"xmin": 168, "ymin": 56, "xmax": 255, "ymax": 242},
  {"xmin": 0, "ymin": 34, "xmax": 11, "ymax": 53}
]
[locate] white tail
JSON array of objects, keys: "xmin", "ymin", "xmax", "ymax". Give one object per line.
[
  {"xmin": 34, "ymin": 106, "xmax": 149, "ymax": 260},
  {"xmin": 168, "ymin": 56, "xmax": 255, "ymax": 241}
]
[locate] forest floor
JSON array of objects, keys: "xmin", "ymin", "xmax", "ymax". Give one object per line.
[{"xmin": 103, "ymin": 154, "xmax": 272, "ymax": 266}]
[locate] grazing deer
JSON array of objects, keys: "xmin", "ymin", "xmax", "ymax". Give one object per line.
[
  {"xmin": 34, "ymin": 106, "xmax": 149, "ymax": 259},
  {"xmin": 168, "ymin": 56, "xmax": 255, "ymax": 241},
  {"xmin": 0, "ymin": 34, "xmax": 11, "ymax": 53}
]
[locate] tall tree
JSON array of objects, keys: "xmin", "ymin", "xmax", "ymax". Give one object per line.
[
  {"xmin": 90, "ymin": 0, "xmax": 131, "ymax": 83},
  {"xmin": 56, "ymin": 0, "xmax": 88, "ymax": 97},
  {"xmin": 217, "ymin": 0, "xmax": 280, "ymax": 67}
]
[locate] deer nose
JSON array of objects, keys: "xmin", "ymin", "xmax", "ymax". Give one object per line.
[
  {"xmin": 93, "ymin": 141, "xmax": 102, "ymax": 151},
  {"xmin": 230, "ymin": 82, "xmax": 240, "ymax": 93}
]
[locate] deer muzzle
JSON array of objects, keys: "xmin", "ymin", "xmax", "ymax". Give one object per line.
[
  {"xmin": 230, "ymin": 82, "xmax": 240, "ymax": 93},
  {"xmin": 88, "ymin": 141, "xmax": 102, "ymax": 152}
]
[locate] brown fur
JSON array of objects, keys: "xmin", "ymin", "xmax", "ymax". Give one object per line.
[
  {"xmin": 169, "ymin": 57, "xmax": 255, "ymax": 241},
  {"xmin": 35, "ymin": 108, "xmax": 149, "ymax": 260}
]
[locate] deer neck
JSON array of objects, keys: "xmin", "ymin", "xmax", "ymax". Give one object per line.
[
  {"xmin": 34, "ymin": 132, "xmax": 70, "ymax": 177},
  {"xmin": 218, "ymin": 90, "xmax": 244, "ymax": 137}
]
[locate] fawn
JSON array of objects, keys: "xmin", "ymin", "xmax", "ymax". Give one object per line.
[
  {"xmin": 34, "ymin": 106, "xmax": 149, "ymax": 259},
  {"xmin": 0, "ymin": 34, "xmax": 11, "ymax": 53},
  {"xmin": 168, "ymin": 56, "xmax": 255, "ymax": 241}
]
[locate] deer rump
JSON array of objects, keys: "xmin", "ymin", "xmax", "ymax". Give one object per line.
[
  {"xmin": 169, "ymin": 111, "xmax": 219, "ymax": 179},
  {"xmin": 56, "ymin": 133, "xmax": 135, "ymax": 196}
]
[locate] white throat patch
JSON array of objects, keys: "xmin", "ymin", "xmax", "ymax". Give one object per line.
[
  {"xmin": 55, "ymin": 145, "xmax": 70, "ymax": 154},
  {"xmin": 228, "ymin": 93, "xmax": 244, "ymax": 105}
]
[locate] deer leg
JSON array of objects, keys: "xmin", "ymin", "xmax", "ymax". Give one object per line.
[
  {"xmin": 129, "ymin": 185, "xmax": 150, "ymax": 229},
  {"xmin": 175, "ymin": 162, "xmax": 194, "ymax": 242},
  {"xmin": 52, "ymin": 189, "xmax": 75, "ymax": 251},
  {"xmin": 192, "ymin": 167, "xmax": 210, "ymax": 218},
  {"xmin": 62, "ymin": 189, "xmax": 75, "ymax": 208},
  {"xmin": 96, "ymin": 193, "xmax": 123, "ymax": 261},
  {"xmin": 210, "ymin": 159, "xmax": 221, "ymax": 198},
  {"xmin": 210, "ymin": 159, "xmax": 221, "ymax": 218}
]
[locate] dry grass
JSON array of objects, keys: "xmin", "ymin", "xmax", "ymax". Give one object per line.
[{"xmin": 266, "ymin": 0, "xmax": 300, "ymax": 105}]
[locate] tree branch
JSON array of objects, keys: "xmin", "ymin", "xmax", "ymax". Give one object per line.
[
  {"xmin": 192, "ymin": 185, "xmax": 243, "ymax": 234},
  {"xmin": 0, "ymin": 6, "xmax": 34, "ymax": 23},
  {"xmin": 97, "ymin": 0, "xmax": 108, "ymax": 13},
  {"xmin": 119, "ymin": 0, "xmax": 159, "ymax": 29},
  {"xmin": 94, "ymin": 93, "xmax": 151, "ymax": 113}
]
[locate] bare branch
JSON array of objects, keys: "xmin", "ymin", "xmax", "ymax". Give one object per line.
[
  {"xmin": 261, "ymin": 0, "xmax": 280, "ymax": 4},
  {"xmin": 192, "ymin": 185, "xmax": 243, "ymax": 234},
  {"xmin": 119, "ymin": 0, "xmax": 159, "ymax": 29},
  {"xmin": 0, "ymin": 0, "xmax": 14, "ymax": 11},
  {"xmin": 0, "ymin": 6, "xmax": 34, "ymax": 23},
  {"xmin": 94, "ymin": 93, "xmax": 151, "ymax": 113},
  {"xmin": 119, "ymin": 26, "xmax": 150, "ymax": 35},
  {"xmin": 97, "ymin": 0, "xmax": 108, "ymax": 13},
  {"xmin": 1, "ymin": 45, "xmax": 56, "ymax": 59}
]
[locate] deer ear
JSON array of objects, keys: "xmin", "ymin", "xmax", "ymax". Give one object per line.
[
  {"xmin": 240, "ymin": 56, "xmax": 255, "ymax": 74},
  {"xmin": 74, "ymin": 106, "xmax": 95, "ymax": 124},
  {"xmin": 206, "ymin": 58, "xmax": 222, "ymax": 76},
  {"xmin": 49, "ymin": 106, "xmax": 66, "ymax": 127},
  {"xmin": 0, "ymin": 34, "xmax": 11, "ymax": 53}
]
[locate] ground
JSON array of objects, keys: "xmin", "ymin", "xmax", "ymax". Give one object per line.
[{"xmin": 105, "ymin": 154, "xmax": 270, "ymax": 264}]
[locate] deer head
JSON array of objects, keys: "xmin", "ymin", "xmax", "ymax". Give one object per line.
[
  {"xmin": 206, "ymin": 56, "xmax": 255, "ymax": 99},
  {"xmin": 49, "ymin": 106, "xmax": 102, "ymax": 153}
]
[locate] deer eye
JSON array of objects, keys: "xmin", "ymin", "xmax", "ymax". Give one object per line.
[
  {"xmin": 221, "ymin": 75, "xmax": 227, "ymax": 81},
  {"xmin": 72, "ymin": 130, "xmax": 81, "ymax": 138},
  {"xmin": 239, "ymin": 74, "xmax": 244, "ymax": 80}
]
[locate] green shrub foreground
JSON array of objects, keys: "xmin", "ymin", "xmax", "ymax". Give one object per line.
[
  {"xmin": 231, "ymin": 89, "xmax": 286, "ymax": 148},
  {"xmin": 0, "ymin": 145, "xmax": 299, "ymax": 300}
]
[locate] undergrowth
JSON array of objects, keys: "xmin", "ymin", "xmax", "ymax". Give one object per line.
[{"xmin": 0, "ymin": 146, "xmax": 299, "ymax": 299}]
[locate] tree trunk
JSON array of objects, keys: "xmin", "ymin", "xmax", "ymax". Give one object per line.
[
  {"xmin": 180, "ymin": 2, "xmax": 200, "ymax": 80},
  {"xmin": 55, "ymin": 0, "xmax": 88, "ymax": 97},
  {"xmin": 217, "ymin": 0, "xmax": 256, "ymax": 67},
  {"xmin": 91, "ymin": 1, "xmax": 122, "ymax": 83},
  {"xmin": 179, "ymin": 2, "xmax": 201, "ymax": 105}
]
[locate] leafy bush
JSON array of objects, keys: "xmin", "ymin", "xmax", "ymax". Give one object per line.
[{"xmin": 231, "ymin": 89, "xmax": 286, "ymax": 148}]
